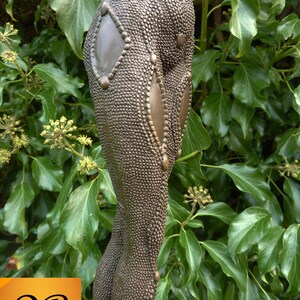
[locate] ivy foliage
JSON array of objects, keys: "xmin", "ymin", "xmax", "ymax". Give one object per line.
[{"xmin": 0, "ymin": 0, "xmax": 299, "ymax": 299}]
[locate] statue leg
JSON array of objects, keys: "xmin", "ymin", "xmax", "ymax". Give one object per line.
[
  {"xmin": 93, "ymin": 202, "xmax": 125, "ymax": 300},
  {"xmin": 110, "ymin": 157, "xmax": 167, "ymax": 300}
]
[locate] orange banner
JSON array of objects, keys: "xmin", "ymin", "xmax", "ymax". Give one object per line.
[{"xmin": 0, "ymin": 278, "xmax": 81, "ymax": 300}]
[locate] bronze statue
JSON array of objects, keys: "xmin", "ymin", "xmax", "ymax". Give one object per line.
[{"xmin": 84, "ymin": 0, "xmax": 195, "ymax": 298}]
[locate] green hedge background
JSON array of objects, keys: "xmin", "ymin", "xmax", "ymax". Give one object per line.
[{"xmin": 0, "ymin": 0, "xmax": 300, "ymax": 299}]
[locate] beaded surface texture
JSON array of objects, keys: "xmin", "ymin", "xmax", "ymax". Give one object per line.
[{"xmin": 84, "ymin": 0, "xmax": 195, "ymax": 299}]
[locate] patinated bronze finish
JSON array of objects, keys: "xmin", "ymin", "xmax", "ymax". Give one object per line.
[{"xmin": 84, "ymin": 0, "xmax": 195, "ymax": 299}]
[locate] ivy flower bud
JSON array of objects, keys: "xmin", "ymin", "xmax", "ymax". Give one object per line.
[
  {"xmin": 0, "ymin": 50, "xmax": 18, "ymax": 63},
  {"xmin": 77, "ymin": 135, "xmax": 93, "ymax": 146},
  {"xmin": 77, "ymin": 156, "xmax": 98, "ymax": 174},
  {"xmin": 12, "ymin": 134, "xmax": 29, "ymax": 149},
  {"xmin": 0, "ymin": 149, "xmax": 11, "ymax": 164}
]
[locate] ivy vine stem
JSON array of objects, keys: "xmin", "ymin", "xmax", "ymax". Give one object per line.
[
  {"xmin": 176, "ymin": 150, "xmax": 202, "ymax": 162},
  {"xmin": 207, "ymin": 0, "xmax": 226, "ymax": 18},
  {"xmin": 181, "ymin": 201, "xmax": 198, "ymax": 228}
]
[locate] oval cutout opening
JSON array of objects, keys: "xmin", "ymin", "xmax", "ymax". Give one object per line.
[
  {"xmin": 94, "ymin": 13, "xmax": 125, "ymax": 76},
  {"xmin": 149, "ymin": 73, "xmax": 165, "ymax": 145}
]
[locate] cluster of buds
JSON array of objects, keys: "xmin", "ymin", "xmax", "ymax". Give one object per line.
[
  {"xmin": 0, "ymin": 23, "xmax": 18, "ymax": 43},
  {"xmin": 26, "ymin": 73, "xmax": 44, "ymax": 89},
  {"xmin": 184, "ymin": 186, "xmax": 213, "ymax": 209},
  {"xmin": 0, "ymin": 114, "xmax": 29, "ymax": 165},
  {"xmin": 277, "ymin": 159, "xmax": 299, "ymax": 178},
  {"xmin": 77, "ymin": 156, "xmax": 98, "ymax": 175},
  {"xmin": 77, "ymin": 135, "xmax": 93, "ymax": 146},
  {"xmin": 41, "ymin": 117, "xmax": 98, "ymax": 175},
  {"xmin": 0, "ymin": 23, "xmax": 19, "ymax": 65},
  {"xmin": 0, "ymin": 50, "xmax": 18, "ymax": 63},
  {"xmin": 40, "ymin": 116, "xmax": 77, "ymax": 149},
  {"xmin": 12, "ymin": 133, "xmax": 29, "ymax": 149},
  {"xmin": 40, "ymin": 5, "xmax": 57, "ymax": 28},
  {"xmin": 0, "ymin": 114, "xmax": 23, "ymax": 139},
  {"xmin": 0, "ymin": 149, "xmax": 11, "ymax": 164}
]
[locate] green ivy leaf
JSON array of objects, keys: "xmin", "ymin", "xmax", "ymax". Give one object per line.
[
  {"xmin": 283, "ymin": 179, "xmax": 300, "ymax": 223},
  {"xmin": 33, "ymin": 63, "xmax": 84, "ymax": 97},
  {"xmin": 47, "ymin": 167, "xmax": 77, "ymax": 222},
  {"xmin": 37, "ymin": 223, "xmax": 69, "ymax": 255},
  {"xmin": 201, "ymin": 240, "xmax": 247, "ymax": 292},
  {"xmin": 229, "ymin": 0, "xmax": 260, "ymax": 55},
  {"xmin": 48, "ymin": 0, "xmax": 99, "ymax": 58},
  {"xmin": 32, "ymin": 157, "xmax": 64, "ymax": 192},
  {"xmin": 292, "ymin": 85, "xmax": 300, "ymax": 115},
  {"xmin": 219, "ymin": 164, "xmax": 270, "ymax": 202},
  {"xmin": 192, "ymin": 50, "xmax": 222, "ymax": 88},
  {"xmin": 171, "ymin": 287, "xmax": 191, "ymax": 300},
  {"xmin": 198, "ymin": 266, "xmax": 223, "ymax": 300},
  {"xmin": 258, "ymin": 0, "xmax": 285, "ymax": 19},
  {"xmin": 182, "ymin": 109, "xmax": 211, "ymax": 153},
  {"xmin": 194, "ymin": 202, "xmax": 237, "ymax": 225},
  {"xmin": 238, "ymin": 278, "xmax": 260, "ymax": 300},
  {"xmin": 98, "ymin": 169, "xmax": 116, "ymax": 205},
  {"xmin": 275, "ymin": 128, "xmax": 300, "ymax": 158},
  {"xmin": 280, "ymin": 224, "xmax": 300, "ymax": 295},
  {"xmin": 233, "ymin": 63, "xmax": 270, "ymax": 110},
  {"xmin": 36, "ymin": 87, "xmax": 57, "ymax": 123},
  {"xmin": 292, "ymin": 58, "xmax": 300, "ymax": 79},
  {"xmin": 179, "ymin": 229, "xmax": 203, "ymax": 284},
  {"xmin": 3, "ymin": 173, "xmax": 35, "ymax": 239},
  {"xmin": 155, "ymin": 278, "xmax": 170, "ymax": 300},
  {"xmin": 218, "ymin": 164, "xmax": 282, "ymax": 224},
  {"xmin": 224, "ymin": 282, "xmax": 238, "ymax": 300},
  {"xmin": 269, "ymin": 275, "xmax": 284, "ymax": 298},
  {"xmin": 0, "ymin": 78, "xmax": 11, "ymax": 106},
  {"xmin": 227, "ymin": 124, "xmax": 257, "ymax": 161},
  {"xmin": 180, "ymin": 109, "xmax": 211, "ymax": 180},
  {"xmin": 257, "ymin": 226, "xmax": 285, "ymax": 275},
  {"xmin": 61, "ymin": 179, "xmax": 100, "ymax": 258},
  {"xmin": 186, "ymin": 219, "xmax": 204, "ymax": 229},
  {"xmin": 158, "ymin": 237, "xmax": 174, "ymax": 270},
  {"xmin": 164, "ymin": 215, "xmax": 179, "ymax": 234},
  {"xmin": 5, "ymin": 0, "xmax": 16, "ymax": 20},
  {"xmin": 50, "ymin": 39, "xmax": 72, "ymax": 71},
  {"xmin": 34, "ymin": 256, "xmax": 55, "ymax": 277},
  {"xmin": 228, "ymin": 207, "xmax": 271, "ymax": 255},
  {"xmin": 78, "ymin": 251, "xmax": 101, "ymax": 293},
  {"xmin": 168, "ymin": 196, "xmax": 190, "ymax": 223},
  {"xmin": 201, "ymin": 93, "xmax": 232, "ymax": 137},
  {"xmin": 231, "ymin": 100, "xmax": 255, "ymax": 138},
  {"xmin": 99, "ymin": 209, "xmax": 115, "ymax": 231},
  {"xmin": 271, "ymin": 0, "xmax": 285, "ymax": 15},
  {"xmin": 277, "ymin": 14, "xmax": 300, "ymax": 40},
  {"xmin": 174, "ymin": 238, "xmax": 189, "ymax": 285}
]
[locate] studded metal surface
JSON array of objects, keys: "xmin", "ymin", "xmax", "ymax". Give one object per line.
[{"xmin": 84, "ymin": 0, "xmax": 195, "ymax": 299}]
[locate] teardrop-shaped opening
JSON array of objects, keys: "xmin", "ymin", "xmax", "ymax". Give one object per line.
[
  {"xmin": 179, "ymin": 84, "xmax": 190, "ymax": 134},
  {"xmin": 149, "ymin": 73, "xmax": 165, "ymax": 145},
  {"xmin": 94, "ymin": 13, "xmax": 125, "ymax": 76}
]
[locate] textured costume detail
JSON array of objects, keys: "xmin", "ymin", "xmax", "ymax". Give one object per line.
[
  {"xmin": 176, "ymin": 148, "xmax": 182, "ymax": 159},
  {"xmin": 84, "ymin": 0, "xmax": 195, "ymax": 299},
  {"xmin": 162, "ymin": 154, "xmax": 170, "ymax": 171},
  {"xmin": 101, "ymin": 2, "xmax": 109, "ymax": 15},
  {"xmin": 91, "ymin": 1, "xmax": 132, "ymax": 89},
  {"xmin": 155, "ymin": 271, "xmax": 160, "ymax": 283},
  {"xmin": 148, "ymin": 72, "xmax": 165, "ymax": 145},
  {"xmin": 177, "ymin": 33, "xmax": 186, "ymax": 48},
  {"xmin": 99, "ymin": 76, "xmax": 110, "ymax": 90}
]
